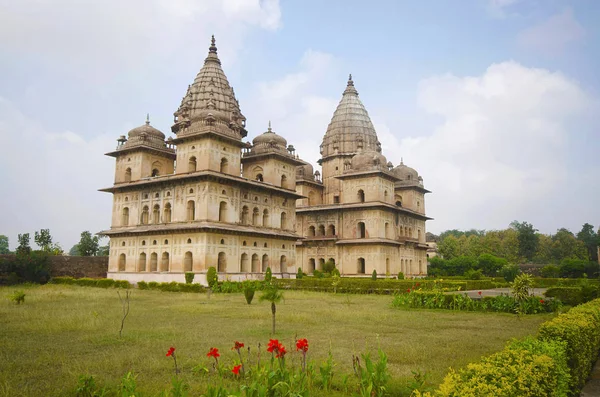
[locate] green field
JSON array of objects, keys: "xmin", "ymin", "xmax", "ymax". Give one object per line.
[{"xmin": 0, "ymin": 284, "xmax": 553, "ymax": 396}]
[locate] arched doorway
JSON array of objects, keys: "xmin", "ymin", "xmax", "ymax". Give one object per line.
[
  {"xmin": 262, "ymin": 254, "xmax": 269, "ymax": 272},
  {"xmin": 138, "ymin": 253, "xmax": 146, "ymax": 272},
  {"xmin": 240, "ymin": 253, "xmax": 249, "ymax": 272},
  {"xmin": 218, "ymin": 252, "xmax": 227, "ymax": 272},
  {"xmin": 308, "ymin": 258, "xmax": 316, "ymax": 274},
  {"xmin": 184, "ymin": 252, "xmax": 193, "ymax": 272},
  {"xmin": 150, "ymin": 253, "xmax": 158, "ymax": 272},
  {"xmin": 357, "ymin": 258, "xmax": 365, "ymax": 274},
  {"xmin": 280, "ymin": 255, "xmax": 287, "ymax": 273},
  {"xmin": 118, "ymin": 254, "xmax": 126, "ymax": 272},
  {"xmin": 251, "ymin": 254, "xmax": 259, "ymax": 273},
  {"xmin": 358, "ymin": 222, "xmax": 366, "ymax": 238},
  {"xmin": 160, "ymin": 252, "xmax": 169, "ymax": 272}
]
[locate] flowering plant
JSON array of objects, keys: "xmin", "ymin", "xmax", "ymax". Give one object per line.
[
  {"xmin": 296, "ymin": 338, "xmax": 309, "ymax": 371},
  {"xmin": 207, "ymin": 347, "xmax": 220, "ymax": 370},
  {"xmin": 166, "ymin": 347, "xmax": 179, "ymax": 374},
  {"xmin": 232, "ymin": 341, "xmax": 245, "ymax": 375}
]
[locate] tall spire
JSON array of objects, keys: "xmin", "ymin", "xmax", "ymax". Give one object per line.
[
  {"xmin": 209, "ymin": 35, "xmax": 217, "ymax": 54},
  {"xmin": 268, "ymin": 120, "xmax": 272, "ymax": 133},
  {"xmin": 145, "ymin": 113, "xmax": 150, "ymax": 125},
  {"xmin": 344, "ymin": 73, "xmax": 358, "ymax": 95},
  {"xmin": 204, "ymin": 35, "xmax": 221, "ymax": 65}
]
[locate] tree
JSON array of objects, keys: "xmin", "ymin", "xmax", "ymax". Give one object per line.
[
  {"xmin": 259, "ymin": 284, "xmax": 284, "ymax": 334},
  {"xmin": 97, "ymin": 244, "xmax": 109, "ymax": 256},
  {"xmin": 551, "ymin": 228, "xmax": 587, "ymax": 261},
  {"xmin": 577, "ymin": 223, "xmax": 598, "ymax": 262},
  {"xmin": 34, "ymin": 229, "xmax": 53, "ymax": 252},
  {"xmin": 17, "ymin": 233, "xmax": 31, "ymax": 255},
  {"xmin": 438, "ymin": 235, "xmax": 460, "ymax": 259},
  {"xmin": 533, "ymin": 234, "xmax": 553, "ymax": 263},
  {"xmin": 69, "ymin": 244, "xmax": 80, "ymax": 256},
  {"xmin": 476, "ymin": 254, "xmax": 507, "ymax": 276},
  {"xmin": 510, "ymin": 221, "xmax": 539, "ymax": 262},
  {"xmin": 77, "ymin": 231, "xmax": 100, "ymax": 256},
  {"xmin": 0, "ymin": 235, "xmax": 10, "ymax": 254}
]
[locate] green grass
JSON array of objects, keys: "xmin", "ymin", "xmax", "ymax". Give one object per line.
[{"xmin": 0, "ymin": 284, "xmax": 553, "ymax": 396}]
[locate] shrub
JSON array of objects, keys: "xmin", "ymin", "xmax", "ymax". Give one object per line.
[
  {"xmin": 206, "ymin": 267, "xmax": 218, "ymax": 289},
  {"xmin": 541, "ymin": 265, "xmax": 561, "ymax": 278},
  {"xmin": 265, "ymin": 267, "xmax": 272, "ymax": 283},
  {"xmin": 114, "ymin": 280, "xmax": 131, "ymax": 289},
  {"xmin": 538, "ymin": 299, "xmax": 600, "ymax": 393},
  {"xmin": 397, "ymin": 272, "xmax": 404, "ymax": 280},
  {"xmin": 10, "ymin": 290, "xmax": 26, "ymax": 305},
  {"xmin": 7, "ymin": 251, "xmax": 52, "ymax": 284},
  {"xmin": 501, "ymin": 264, "xmax": 520, "ymax": 282},
  {"xmin": 371, "ymin": 270, "xmax": 377, "ymax": 280},
  {"xmin": 476, "ymin": 254, "xmax": 507, "ymax": 277},
  {"xmin": 545, "ymin": 287, "xmax": 584, "ymax": 306},
  {"xmin": 437, "ymin": 337, "xmax": 570, "ymax": 397},
  {"xmin": 560, "ymin": 259, "xmax": 586, "ymax": 278},
  {"xmin": 137, "ymin": 281, "xmax": 148, "ymax": 290},
  {"xmin": 464, "ymin": 269, "xmax": 483, "ymax": 280},
  {"xmin": 244, "ymin": 285, "xmax": 255, "ymax": 304},
  {"xmin": 332, "ymin": 268, "xmax": 341, "ymax": 277},
  {"xmin": 96, "ymin": 279, "xmax": 116, "ymax": 288},
  {"xmin": 313, "ymin": 270, "xmax": 323, "ymax": 279},
  {"xmin": 296, "ymin": 268, "xmax": 303, "ymax": 279},
  {"xmin": 446, "ymin": 256, "xmax": 477, "ymax": 276},
  {"xmin": 184, "ymin": 272, "xmax": 195, "ymax": 284},
  {"xmin": 322, "ymin": 260, "xmax": 336, "ymax": 274}
]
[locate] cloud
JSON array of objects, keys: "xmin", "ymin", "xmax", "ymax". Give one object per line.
[
  {"xmin": 379, "ymin": 61, "xmax": 597, "ymax": 234},
  {"xmin": 518, "ymin": 8, "xmax": 585, "ymax": 56},
  {"xmin": 0, "ymin": 97, "xmax": 115, "ymax": 251},
  {"xmin": 487, "ymin": 0, "xmax": 521, "ymax": 18}
]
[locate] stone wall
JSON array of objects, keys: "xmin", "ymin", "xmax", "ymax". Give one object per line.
[{"xmin": 0, "ymin": 254, "xmax": 108, "ymax": 279}]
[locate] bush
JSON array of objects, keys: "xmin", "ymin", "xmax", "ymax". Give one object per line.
[
  {"xmin": 501, "ymin": 264, "xmax": 520, "ymax": 282},
  {"xmin": 3, "ymin": 252, "xmax": 52, "ymax": 284},
  {"xmin": 539, "ymin": 299, "xmax": 600, "ymax": 393},
  {"xmin": 184, "ymin": 272, "xmax": 195, "ymax": 284},
  {"xmin": 96, "ymin": 279, "xmax": 116, "ymax": 288},
  {"xmin": 137, "ymin": 281, "xmax": 148, "ymax": 290},
  {"xmin": 437, "ymin": 337, "xmax": 570, "ymax": 397},
  {"xmin": 265, "ymin": 267, "xmax": 272, "ymax": 283},
  {"xmin": 313, "ymin": 270, "xmax": 323, "ymax": 279},
  {"xmin": 322, "ymin": 260, "xmax": 336, "ymax": 274},
  {"xmin": 296, "ymin": 268, "xmax": 303, "ymax": 279},
  {"xmin": 545, "ymin": 287, "xmax": 585, "ymax": 306},
  {"xmin": 560, "ymin": 259, "xmax": 586, "ymax": 278},
  {"xmin": 206, "ymin": 267, "xmax": 218, "ymax": 289},
  {"xmin": 332, "ymin": 268, "xmax": 341, "ymax": 277},
  {"xmin": 244, "ymin": 285, "xmax": 255, "ymax": 304},
  {"xmin": 371, "ymin": 270, "xmax": 377, "ymax": 280},
  {"xmin": 476, "ymin": 254, "xmax": 507, "ymax": 277},
  {"xmin": 397, "ymin": 272, "xmax": 404, "ymax": 280},
  {"xmin": 464, "ymin": 269, "xmax": 483, "ymax": 280},
  {"xmin": 10, "ymin": 290, "xmax": 26, "ymax": 305},
  {"xmin": 541, "ymin": 265, "xmax": 561, "ymax": 278}
]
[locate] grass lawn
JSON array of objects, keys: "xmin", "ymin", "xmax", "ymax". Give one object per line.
[{"xmin": 0, "ymin": 284, "xmax": 553, "ymax": 396}]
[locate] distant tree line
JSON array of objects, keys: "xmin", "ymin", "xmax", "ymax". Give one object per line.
[{"xmin": 0, "ymin": 229, "xmax": 108, "ymax": 257}]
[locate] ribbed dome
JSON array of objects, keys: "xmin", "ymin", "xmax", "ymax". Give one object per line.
[
  {"xmin": 296, "ymin": 163, "xmax": 315, "ymax": 180},
  {"xmin": 172, "ymin": 36, "xmax": 246, "ymax": 136},
  {"xmin": 320, "ymin": 75, "xmax": 381, "ymax": 159},
  {"xmin": 351, "ymin": 149, "xmax": 388, "ymax": 172},
  {"xmin": 392, "ymin": 160, "xmax": 420, "ymax": 183},
  {"xmin": 128, "ymin": 118, "xmax": 165, "ymax": 140}
]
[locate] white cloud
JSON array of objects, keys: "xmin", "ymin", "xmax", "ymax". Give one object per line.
[
  {"xmin": 0, "ymin": 97, "xmax": 115, "ymax": 251},
  {"xmin": 518, "ymin": 8, "xmax": 585, "ymax": 56},
  {"xmin": 379, "ymin": 61, "xmax": 596, "ymax": 234},
  {"xmin": 487, "ymin": 0, "xmax": 521, "ymax": 18}
]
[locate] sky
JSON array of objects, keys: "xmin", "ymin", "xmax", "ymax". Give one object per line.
[{"xmin": 0, "ymin": 0, "xmax": 599, "ymax": 251}]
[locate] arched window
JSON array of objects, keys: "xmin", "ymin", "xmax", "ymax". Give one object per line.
[
  {"xmin": 122, "ymin": 207, "xmax": 129, "ymax": 226},
  {"xmin": 220, "ymin": 158, "xmax": 228, "ymax": 173},
  {"xmin": 280, "ymin": 212, "xmax": 287, "ymax": 230},
  {"xmin": 384, "ymin": 190, "xmax": 388, "ymax": 200},
  {"xmin": 242, "ymin": 241, "xmax": 247, "ymax": 246},
  {"xmin": 357, "ymin": 258, "xmax": 366, "ymax": 274},
  {"xmin": 327, "ymin": 224, "xmax": 336, "ymax": 236},
  {"xmin": 141, "ymin": 206, "xmax": 149, "ymax": 225},
  {"xmin": 160, "ymin": 252, "xmax": 169, "ymax": 272},
  {"xmin": 418, "ymin": 229, "xmax": 422, "ymax": 241},
  {"xmin": 218, "ymin": 252, "xmax": 227, "ymax": 272},
  {"xmin": 318, "ymin": 225, "xmax": 325, "ymax": 236},
  {"xmin": 153, "ymin": 204, "xmax": 160, "ymax": 224},
  {"xmin": 138, "ymin": 253, "xmax": 146, "ymax": 272},
  {"xmin": 401, "ymin": 259, "xmax": 404, "ymax": 273},
  {"xmin": 256, "ymin": 173, "xmax": 263, "ymax": 182},
  {"xmin": 262, "ymin": 209, "xmax": 269, "ymax": 227},
  {"xmin": 308, "ymin": 259, "xmax": 316, "ymax": 274},
  {"xmin": 184, "ymin": 252, "xmax": 193, "ymax": 272},
  {"xmin": 118, "ymin": 254, "xmax": 126, "ymax": 272},
  {"xmin": 124, "ymin": 168, "xmax": 132, "ymax": 182},
  {"xmin": 357, "ymin": 189, "xmax": 365, "ymax": 203},
  {"xmin": 280, "ymin": 255, "xmax": 287, "ymax": 273},
  {"xmin": 187, "ymin": 200, "xmax": 195, "ymax": 221},
  {"xmin": 396, "ymin": 200, "xmax": 402, "ymax": 207},
  {"xmin": 419, "ymin": 260, "xmax": 423, "ymax": 274},
  {"xmin": 251, "ymin": 254, "xmax": 259, "ymax": 273},
  {"xmin": 241, "ymin": 206, "xmax": 249, "ymax": 224},
  {"xmin": 188, "ymin": 156, "xmax": 197, "ymax": 172},
  {"xmin": 308, "ymin": 226, "xmax": 316, "ymax": 237},
  {"xmin": 152, "ymin": 168, "xmax": 159, "ymax": 177},
  {"xmin": 358, "ymin": 222, "xmax": 366, "ymax": 238},
  {"xmin": 219, "ymin": 201, "xmax": 227, "ymax": 222},
  {"xmin": 252, "ymin": 207, "xmax": 260, "ymax": 226},
  {"xmin": 385, "ymin": 222, "xmax": 390, "ymax": 239},
  {"xmin": 262, "ymin": 254, "xmax": 269, "ymax": 272},
  {"xmin": 409, "ymin": 228, "xmax": 413, "ymax": 238},
  {"xmin": 308, "ymin": 191, "xmax": 314, "ymax": 206},
  {"xmin": 281, "ymin": 175, "xmax": 288, "ymax": 189},
  {"xmin": 187, "ymin": 238, "xmax": 192, "ymax": 244},
  {"xmin": 164, "ymin": 203, "xmax": 172, "ymax": 223},
  {"xmin": 386, "ymin": 258, "xmax": 390, "ymax": 275},
  {"xmin": 240, "ymin": 253, "xmax": 249, "ymax": 272},
  {"xmin": 318, "ymin": 258, "xmax": 325, "ymax": 271},
  {"xmin": 150, "ymin": 253, "xmax": 158, "ymax": 272},
  {"xmin": 263, "ymin": 242, "xmax": 268, "ymax": 248}
]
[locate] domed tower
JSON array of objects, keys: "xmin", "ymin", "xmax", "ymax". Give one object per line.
[
  {"xmin": 241, "ymin": 121, "xmax": 304, "ymax": 189},
  {"xmin": 390, "ymin": 159, "xmax": 429, "ymax": 215},
  {"xmin": 105, "ymin": 114, "xmax": 176, "ymax": 184},
  {"xmin": 171, "ymin": 36, "xmax": 247, "ymax": 176},
  {"xmin": 319, "ymin": 75, "xmax": 381, "ymax": 204}
]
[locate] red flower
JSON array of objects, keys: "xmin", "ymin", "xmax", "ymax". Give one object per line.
[
  {"xmin": 232, "ymin": 341, "xmax": 244, "ymax": 350},
  {"xmin": 416, "ymin": 282, "xmax": 420, "ymax": 287},
  {"xmin": 296, "ymin": 338, "xmax": 309, "ymax": 352},
  {"xmin": 540, "ymin": 299, "xmax": 545, "ymax": 304},
  {"xmin": 232, "ymin": 364, "xmax": 242, "ymax": 375},
  {"xmin": 406, "ymin": 289, "xmax": 411, "ymax": 293},
  {"xmin": 207, "ymin": 347, "xmax": 220, "ymax": 358},
  {"xmin": 276, "ymin": 345, "xmax": 287, "ymax": 358},
  {"xmin": 478, "ymin": 291, "xmax": 482, "ymax": 296},
  {"xmin": 267, "ymin": 339, "xmax": 279, "ymax": 353},
  {"xmin": 166, "ymin": 347, "xmax": 175, "ymax": 357}
]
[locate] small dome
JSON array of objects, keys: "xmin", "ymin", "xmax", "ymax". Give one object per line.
[
  {"xmin": 296, "ymin": 163, "xmax": 314, "ymax": 179},
  {"xmin": 351, "ymin": 149, "xmax": 387, "ymax": 172},
  {"xmin": 128, "ymin": 117, "xmax": 165, "ymax": 140},
  {"xmin": 252, "ymin": 122, "xmax": 287, "ymax": 147},
  {"xmin": 392, "ymin": 160, "xmax": 420, "ymax": 182}
]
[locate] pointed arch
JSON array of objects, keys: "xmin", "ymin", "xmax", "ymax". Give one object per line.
[{"xmin": 184, "ymin": 252, "xmax": 193, "ymax": 272}]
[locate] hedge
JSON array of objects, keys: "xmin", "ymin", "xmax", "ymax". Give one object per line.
[
  {"xmin": 138, "ymin": 281, "xmax": 205, "ymax": 293},
  {"xmin": 436, "ymin": 337, "xmax": 570, "ymax": 397},
  {"xmin": 539, "ymin": 299, "xmax": 600, "ymax": 394},
  {"xmin": 50, "ymin": 277, "xmax": 130, "ymax": 289},
  {"xmin": 532, "ymin": 278, "xmax": 600, "ymax": 288},
  {"xmin": 544, "ymin": 287, "xmax": 585, "ymax": 306}
]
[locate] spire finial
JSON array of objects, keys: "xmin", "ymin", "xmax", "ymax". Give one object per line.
[
  {"xmin": 268, "ymin": 120, "xmax": 272, "ymax": 133},
  {"xmin": 401, "ymin": 157, "xmax": 404, "ymax": 165},
  {"xmin": 348, "ymin": 73, "xmax": 354, "ymax": 86},
  {"xmin": 209, "ymin": 35, "xmax": 217, "ymax": 53},
  {"xmin": 145, "ymin": 113, "xmax": 150, "ymax": 125}
]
